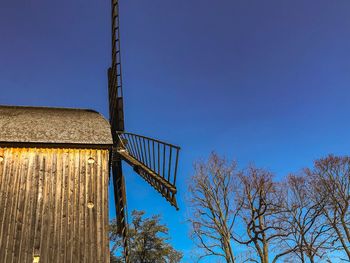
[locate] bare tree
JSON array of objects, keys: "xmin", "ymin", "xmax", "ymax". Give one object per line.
[
  {"xmin": 306, "ymin": 155, "xmax": 350, "ymax": 260},
  {"xmin": 278, "ymin": 174, "xmax": 333, "ymax": 262},
  {"xmin": 233, "ymin": 166, "xmax": 294, "ymax": 263},
  {"xmin": 187, "ymin": 153, "xmax": 349, "ymax": 262},
  {"xmin": 187, "ymin": 152, "xmax": 237, "ymax": 262}
]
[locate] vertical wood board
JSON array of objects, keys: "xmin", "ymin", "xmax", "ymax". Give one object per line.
[{"xmin": 0, "ymin": 148, "xmax": 110, "ymax": 263}]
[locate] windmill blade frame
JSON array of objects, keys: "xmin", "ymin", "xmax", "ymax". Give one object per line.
[
  {"xmin": 116, "ymin": 132, "xmax": 180, "ymax": 209},
  {"xmin": 108, "ymin": 0, "xmax": 181, "ymax": 262},
  {"xmin": 108, "ymin": 0, "xmax": 130, "ymax": 261},
  {"xmin": 111, "ymin": 159, "xmax": 129, "ymax": 256},
  {"xmin": 108, "ymin": 0, "xmax": 124, "ymax": 137}
]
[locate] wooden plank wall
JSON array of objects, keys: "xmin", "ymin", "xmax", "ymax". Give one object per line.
[{"xmin": 0, "ymin": 148, "xmax": 110, "ymax": 263}]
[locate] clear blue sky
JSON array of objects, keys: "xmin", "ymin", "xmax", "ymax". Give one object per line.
[{"xmin": 1, "ymin": 0, "xmax": 350, "ymax": 261}]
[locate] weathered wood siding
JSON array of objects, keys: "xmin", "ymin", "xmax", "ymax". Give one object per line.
[{"xmin": 0, "ymin": 148, "xmax": 110, "ymax": 263}]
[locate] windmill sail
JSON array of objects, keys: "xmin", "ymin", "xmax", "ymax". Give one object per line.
[
  {"xmin": 108, "ymin": 0, "xmax": 181, "ymax": 262},
  {"xmin": 108, "ymin": 0, "xmax": 124, "ymax": 136},
  {"xmin": 108, "ymin": 0, "xmax": 129, "ymax": 262},
  {"xmin": 111, "ymin": 157, "xmax": 129, "ymax": 255},
  {"xmin": 116, "ymin": 132, "xmax": 180, "ymax": 209}
]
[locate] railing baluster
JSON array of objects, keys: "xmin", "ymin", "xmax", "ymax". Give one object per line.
[
  {"xmin": 152, "ymin": 140, "xmax": 155, "ymax": 172},
  {"xmin": 174, "ymin": 148, "xmax": 179, "ymax": 185},
  {"xmin": 147, "ymin": 139, "xmax": 151, "ymax": 171},
  {"xmin": 168, "ymin": 147, "xmax": 172, "ymax": 182},
  {"xmin": 142, "ymin": 137, "xmax": 147, "ymax": 166},
  {"xmin": 138, "ymin": 136, "xmax": 145, "ymax": 164},
  {"xmin": 124, "ymin": 134, "xmax": 131, "ymax": 155},
  {"xmin": 127, "ymin": 134, "xmax": 136, "ymax": 157},
  {"xmin": 129, "ymin": 134, "xmax": 136, "ymax": 159},
  {"xmin": 162, "ymin": 144, "xmax": 166, "ymax": 179},
  {"xmin": 134, "ymin": 135, "xmax": 142, "ymax": 163},
  {"xmin": 158, "ymin": 143, "xmax": 160, "ymax": 176}
]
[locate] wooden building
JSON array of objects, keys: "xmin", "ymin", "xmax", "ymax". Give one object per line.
[{"xmin": 0, "ymin": 105, "xmax": 113, "ymax": 263}]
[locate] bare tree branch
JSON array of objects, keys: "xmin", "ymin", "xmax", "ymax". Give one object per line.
[
  {"xmin": 187, "ymin": 152, "xmax": 237, "ymax": 263},
  {"xmin": 307, "ymin": 155, "xmax": 350, "ymax": 260},
  {"xmin": 233, "ymin": 166, "xmax": 293, "ymax": 263}
]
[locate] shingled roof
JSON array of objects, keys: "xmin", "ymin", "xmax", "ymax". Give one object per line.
[{"xmin": 0, "ymin": 105, "xmax": 113, "ymax": 146}]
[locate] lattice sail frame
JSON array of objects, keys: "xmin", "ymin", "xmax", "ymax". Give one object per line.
[
  {"xmin": 116, "ymin": 132, "xmax": 180, "ymax": 209},
  {"xmin": 107, "ymin": 0, "xmax": 181, "ymax": 262},
  {"xmin": 108, "ymin": 0, "xmax": 124, "ymax": 134},
  {"xmin": 108, "ymin": 0, "xmax": 129, "ymax": 261}
]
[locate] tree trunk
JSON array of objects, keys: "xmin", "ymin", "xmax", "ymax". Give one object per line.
[
  {"xmin": 224, "ymin": 239, "xmax": 235, "ymax": 263},
  {"xmin": 263, "ymin": 244, "xmax": 269, "ymax": 263}
]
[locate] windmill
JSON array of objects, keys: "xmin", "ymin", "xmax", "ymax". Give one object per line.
[
  {"xmin": 0, "ymin": 0, "xmax": 180, "ymax": 262},
  {"xmin": 107, "ymin": 0, "xmax": 181, "ymax": 261}
]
